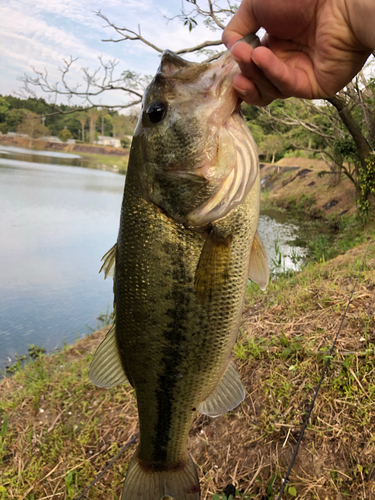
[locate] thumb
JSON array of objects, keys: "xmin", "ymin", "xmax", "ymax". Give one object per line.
[{"xmin": 222, "ymin": 1, "xmax": 260, "ymax": 48}]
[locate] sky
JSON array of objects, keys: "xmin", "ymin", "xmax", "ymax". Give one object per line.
[{"xmin": 0, "ymin": 0, "xmax": 233, "ymax": 110}]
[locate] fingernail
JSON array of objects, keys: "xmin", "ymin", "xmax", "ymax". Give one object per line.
[{"xmin": 233, "ymin": 85, "xmax": 248, "ymax": 97}]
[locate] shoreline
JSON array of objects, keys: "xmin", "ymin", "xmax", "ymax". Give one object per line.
[{"xmin": 0, "ymin": 135, "xmax": 130, "ymax": 174}]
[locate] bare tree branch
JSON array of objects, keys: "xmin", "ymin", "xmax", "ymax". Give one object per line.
[
  {"xmin": 17, "ymin": 55, "xmax": 148, "ymax": 117},
  {"xmin": 97, "ymin": 11, "xmax": 164, "ymax": 53}
]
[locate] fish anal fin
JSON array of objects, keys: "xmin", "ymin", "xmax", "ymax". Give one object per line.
[
  {"xmin": 248, "ymin": 230, "xmax": 269, "ymax": 291},
  {"xmin": 198, "ymin": 361, "xmax": 245, "ymax": 417},
  {"xmin": 99, "ymin": 243, "xmax": 117, "ymax": 279},
  {"xmin": 89, "ymin": 321, "xmax": 129, "ymax": 388},
  {"xmin": 121, "ymin": 447, "xmax": 200, "ymax": 500},
  {"xmin": 194, "ymin": 227, "xmax": 232, "ymax": 302}
]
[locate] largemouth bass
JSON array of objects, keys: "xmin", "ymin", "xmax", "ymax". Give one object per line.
[{"xmin": 90, "ymin": 34, "xmax": 269, "ymax": 500}]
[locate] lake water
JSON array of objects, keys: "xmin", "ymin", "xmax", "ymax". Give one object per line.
[{"xmin": 0, "ymin": 145, "xmax": 307, "ymax": 373}]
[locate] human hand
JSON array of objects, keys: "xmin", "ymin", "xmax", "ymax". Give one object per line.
[{"xmin": 223, "ymin": 0, "xmax": 374, "ymax": 106}]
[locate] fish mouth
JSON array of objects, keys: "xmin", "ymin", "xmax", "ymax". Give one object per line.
[{"xmin": 212, "ymin": 54, "xmax": 238, "ymax": 98}]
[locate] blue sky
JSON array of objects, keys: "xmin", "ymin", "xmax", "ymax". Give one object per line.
[{"xmin": 0, "ymin": 0, "xmax": 231, "ymax": 109}]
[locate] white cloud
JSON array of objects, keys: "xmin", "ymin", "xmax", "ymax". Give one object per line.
[{"xmin": 0, "ymin": 0, "xmax": 231, "ymax": 104}]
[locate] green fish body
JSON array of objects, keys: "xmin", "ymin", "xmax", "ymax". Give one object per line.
[{"xmin": 90, "ymin": 42, "xmax": 269, "ymax": 500}]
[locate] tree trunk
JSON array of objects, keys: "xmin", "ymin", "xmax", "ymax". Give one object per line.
[
  {"xmin": 89, "ymin": 117, "xmax": 97, "ymax": 143},
  {"xmin": 327, "ymin": 96, "xmax": 371, "ymax": 168},
  {"xmin": 330, "ymin": 153, "xmax": 343, "ymax": 187},
  {"xmin": 81, "ymin": 123, "xmax": 85, "ymax": 142}
]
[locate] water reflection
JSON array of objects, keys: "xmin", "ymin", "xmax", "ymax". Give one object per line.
[
  {"xmin": 258, "ymin": 209, "xmax": 308, "ymax": 273},
  {"xmin": 0, "ymin": 144, "xmax": 87, "ymax": 167},
  {"xmin": 0, "ymin": 148, "xmax": 125, "ymax": 373}
]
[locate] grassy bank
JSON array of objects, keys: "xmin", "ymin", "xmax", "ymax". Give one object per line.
[
  {"xmin": 1, "ymin": 239, "xmax": 374, "ymax": 499},
  {"xmin": 77, "ymin": 151, "xmax": 128, "ymax": 174}
]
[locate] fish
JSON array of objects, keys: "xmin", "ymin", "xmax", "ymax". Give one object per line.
[{"xmin": 89, "ymin": 33, "xmax": 269, "ymax": 500}]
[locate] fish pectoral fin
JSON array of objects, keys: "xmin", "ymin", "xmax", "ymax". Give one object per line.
[
  {"xmin": 194, "ymin": 227, "xmax": 232, "ymax": 301},
  {"xmin": 198, "ymin": 361, "xmax": 245, "ymax": 417},
  {"xmin": 99, "ymin": 243, "xmax": 117, "ymax": 279},
  {"xmin": 248, "ymin": 230, "xmax": 269, "ymax": 291},
  {"xmin": 89, "ymin": 321, "xmax": 129, "ymax": 388},
  {"xmin": 121, "ymin": 447, "xmax": 200, "ymax": 500}
]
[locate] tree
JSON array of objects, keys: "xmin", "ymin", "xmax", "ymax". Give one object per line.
[
  {"xmin": 58, "ymin": 128, "xmax": 72, "ymax": 142},
  {"xmin": 258, "ymin": 134, "xmax": 285, "ymax": 163},
  {"xmin": 17, "ymin": 2, "xmax": 231, "ymax": 117},
  {"xmin": 76, "ymin": 112, "xmax": 87, "ymax": 142},
  {"xmin": 98, "ymin": 108, "xmax": 107, "ymax": 136},
  {"xmin": 17, "ymin": 111, "xmax": 49, "ymax": 140},
  {"xmin": 87, "ymin": 108, "xmax": 99, "ymax": 143}
]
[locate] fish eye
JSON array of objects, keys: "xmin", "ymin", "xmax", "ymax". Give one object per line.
[{"xmin": 146, "ymin": 101, "xmax": 167, "ymax": 124}]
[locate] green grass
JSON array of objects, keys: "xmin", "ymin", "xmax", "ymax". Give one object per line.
[
  {"xmin": 1, "ymin": 242, "xmax": 374, "ymax": 499},
  {"xmin": 76, "ymin": 151, "xmax": 128, "ymax": 174}
]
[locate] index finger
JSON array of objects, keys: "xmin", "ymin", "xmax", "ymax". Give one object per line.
[{"xmin": 222, "ymin": 1, "xmax": 260, "ymax": 48}]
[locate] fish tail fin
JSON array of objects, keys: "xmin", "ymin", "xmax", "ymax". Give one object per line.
[{"xmin": 121, "ymin": 447, "xmax": 200, "ymax": 500}]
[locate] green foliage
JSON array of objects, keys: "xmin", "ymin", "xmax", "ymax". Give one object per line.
[
  {"xmin": 334, "ymin": 137, "xmax": 358, "ymax": 161},
  {"xmin": 0, "ymin": 96, "xmax": 10, "ymax": 114},
  {"xmin": 121, "ymin": 137, "xmax": 131, "ymax": 148},
  {"xmin": 357, "ymin": 152, "xmax": 375, "ymax": 224},
  {"xmin": 0, "ymin": 414, "xmax": 8, "ymax": 452},
  {"xmin": 183, "ymin": 16, "xmax": 198, "ymax": 31},
  {"xmin": 16, "ymin": 110, "xmax": 49, "ymax": 139},
  {"xmin": 0, "ymin": 94, "xmax": 137, "ymax": 140},
  {"xmin": 58, "ymin": 128, "xmax": 73, "ymax": 142},
  {"xmin": 28, "ymin": 344, "xmax": 46, "ymax": 359}
]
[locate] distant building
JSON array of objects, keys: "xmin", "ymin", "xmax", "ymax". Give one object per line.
[
  {"xmin": 43, "ymin": 136, "xmax": 62, "ymax": 143},
  {"xmin": 96, "ymin": 136, "xmax": 121, "ymax": 148}
]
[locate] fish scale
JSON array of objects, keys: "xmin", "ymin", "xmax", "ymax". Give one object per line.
[{"xmin": 116, "ymin": 162, "xmax": 259, "ymax": 466}]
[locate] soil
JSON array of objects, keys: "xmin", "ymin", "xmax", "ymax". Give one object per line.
[{"xmin": 260, "ymin": 157, "xmax": 358, "ymax": 217}]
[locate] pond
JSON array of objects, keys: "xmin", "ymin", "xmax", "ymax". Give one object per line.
[{"xmin": 0, "ymin": 145, "xmax": 307, "ymax": 373}]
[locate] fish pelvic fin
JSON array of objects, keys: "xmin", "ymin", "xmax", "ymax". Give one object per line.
[
  {"xmin": 248, "ymin": 230, "xmax": 269, "ymax": 291},
  {"xmin": 194, "ymin": 227, "xmax": 232, "ymax": 302},
  {"xmin": 89, "ymin": 321, "xmax": 128, "ymax": 388},
  {"xmin": 99, "ymin": 243, "xmax": 117, "ymax": 279},
  {"xmin": 121, "ymin": 447, "xmax": 200, "ymax": 500},
  {"xmin": 198, "ymin": 360, "xmax": 245, "ymax": 417}
]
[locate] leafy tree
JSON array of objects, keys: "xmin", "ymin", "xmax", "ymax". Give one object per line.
[
  {"xmin": 58, "ymin": 128, "xmax": 73, "ymax": 142},
  {"xmin": 87, "ymin": 108, "xmax": 99, "ymax": 143},
  {"xmin": 76, "ymin": 112, "xmax": 88, "ymax": 142},
  {"xmin": 17, "ymin": 111, "xmax": 49, "ymax": 139},
  {"xmin": 0, "ymin": 96, "xmax": 10, "ymax": 115}
]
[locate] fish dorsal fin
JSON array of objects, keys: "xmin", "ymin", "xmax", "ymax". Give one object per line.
[
  {"xmin": 89, "ymin": 321, "xmax": 128, "ymax": 388},
  {"xmin": 248, "ymin": 230, "xmax": 269, "ymax": 291},
  {"xmin": 198, "ymin": 361, "xmax": 245, "ymax": 417},
  {"xmin": 99, "ymin": 243, "xmax": 117, "ymax": 279},
  {"xmin": 195, "ymin": 227, "xmax": 232, "ymax": 302}
]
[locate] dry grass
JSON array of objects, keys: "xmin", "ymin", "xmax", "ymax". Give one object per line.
[
  {"xmin": 260, "ymin": 158, "xmax": 358, "ymax": 218},
  {"xmin": 1, "ymin": 242, "xmax": 374, "ymax": 499}
]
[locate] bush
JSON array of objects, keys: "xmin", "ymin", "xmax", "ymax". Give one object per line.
[
  {"xmin": 58, "ymin": 128, "xmax": 73, "ymax": 142},
  {"xmin": 357, "ymin": 153, "xmax": 375, "ymax": 224},
  {"xmin": 121, "ymin": 137, "xmax": 131, "ymax": 149}
]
